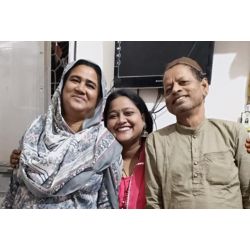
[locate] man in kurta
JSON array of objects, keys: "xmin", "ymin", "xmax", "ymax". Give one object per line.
[{"xmin": 145, "ymin": 57, "xmax": 250, "ymax": 208}]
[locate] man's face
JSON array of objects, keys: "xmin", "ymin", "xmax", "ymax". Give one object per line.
[{"xmin": 163, "ymin": 64, "xmax": 208, "ymax": 117}]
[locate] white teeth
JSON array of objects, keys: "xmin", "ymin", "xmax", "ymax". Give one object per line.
[
  {"xmin": 175, "ymin": 96, "xmax": 185, "ymax": 103},
  {"xmin": 117, "ymin": 127, "xmax": 130, "ymax": 132},
  {"xmin": 177, "ymin": 96, "xmax": 184, "ymax": 100}
]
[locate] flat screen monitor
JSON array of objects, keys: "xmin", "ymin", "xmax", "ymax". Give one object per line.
[{"xmin": 114, "ymin": 41, "xmax": 214, "ymax": 88}]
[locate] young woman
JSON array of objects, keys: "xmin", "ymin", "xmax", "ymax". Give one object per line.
[
  {"xmin": 2, "ymin": 59, "xmax": 122, "ymax": 209},
  {"xmin": 103, "ymin": 89, "xmax": 153, "ymax": 209}
]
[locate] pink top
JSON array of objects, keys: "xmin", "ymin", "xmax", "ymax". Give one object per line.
[{"xmin": 118, "ymin": 144, "xmax": 146, "ymax": 209}]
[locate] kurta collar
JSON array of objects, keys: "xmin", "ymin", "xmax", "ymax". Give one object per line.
[{"xmin": 176, "ymin": 119, "xmax": 207, "ymax": 135}]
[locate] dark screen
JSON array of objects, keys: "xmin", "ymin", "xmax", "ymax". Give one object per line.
[{"xmin": 114, "ymin": 41, "xmax": 214, "ymax": 88}]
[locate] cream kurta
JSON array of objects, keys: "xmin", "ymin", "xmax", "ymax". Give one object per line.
[{"xmin": 145, "ymin": 119, "xmax": 250, "ymax": 209}]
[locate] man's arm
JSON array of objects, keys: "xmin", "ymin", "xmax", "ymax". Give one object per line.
[
  {"xmin": 235, "ymin": 125, "xmax": 250, "ymax": 208},
  {"xmin": 145, "ymin": 134, "xmax": 163, "ymax": 208}
]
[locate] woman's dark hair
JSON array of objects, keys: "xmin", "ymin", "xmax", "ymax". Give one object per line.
[
  {"xmin": 62, "ymin": 59, "xmax": 102, "ymax": 98},
  {"xmin": 103, "ymin": 89, "xmax": 153, "ymax": 134}
]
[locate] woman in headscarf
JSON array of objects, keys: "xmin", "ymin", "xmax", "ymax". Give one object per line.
[{"xmin": 2, "ymin": 59, "xmax": 123, "ymax": 209}]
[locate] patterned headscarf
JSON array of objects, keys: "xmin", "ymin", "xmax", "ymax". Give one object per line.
[{"xmin": 18, "ymin": 59, "xmax": 122, "ymax": 200}]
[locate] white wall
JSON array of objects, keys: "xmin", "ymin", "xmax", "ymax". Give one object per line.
[
  {"xmin": 206, "ymin": 42, "xmax": 250, "ymax": 122},
  {"xmin": 71, "ymin": 41, "xmax": 115, "ymax": 90},
  {"xmin": 0, "ymin": 42, "xmax": 49, "ymax": 166},
  {"xmin": 70, "ymin": 41, "xmax": 250, "ymax": 129}
]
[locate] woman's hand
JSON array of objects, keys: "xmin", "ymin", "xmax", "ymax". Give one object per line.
[{"xmin": 10, "ymin": 149, "xmax": 21, "ymax": 168}]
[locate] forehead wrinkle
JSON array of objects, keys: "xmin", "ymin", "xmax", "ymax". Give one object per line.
[{"xmin": 164, "ymin": 66, "xmax": 193, "ymax": 82}]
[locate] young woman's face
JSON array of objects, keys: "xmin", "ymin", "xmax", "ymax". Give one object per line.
[
  {"xmin": 106, "ymin": 96, "xmax": 145, "ymax": 146},
  {"xmin": 62, "ymin": 64, "xmax": 100, "ymax": 120}
]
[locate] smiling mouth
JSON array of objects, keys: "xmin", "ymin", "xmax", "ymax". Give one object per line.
[
  {"xmin": 173, "ymin": 96, "xmax": 187, "ymax": 105},
  {"xmin": 116, "ymin": 127, "xmax": 131, "ymax": 132},
  {"xmin": 72, "ymin": 95, "xmax": 86, "ymax": 102}
]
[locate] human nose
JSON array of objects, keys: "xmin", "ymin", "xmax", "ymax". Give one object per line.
[
  {"xmin": 75, "ymin": 81, "xmax": 86, "ymax": 94},
  {"xmin": 117, "ymin": 113, "xmax": 126, "ymax": 123},
  {"xmin": 172, "ymin": 82, "xmax": 182, "ymax": 94}
]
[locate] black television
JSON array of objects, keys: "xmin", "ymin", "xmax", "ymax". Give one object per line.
[{"xmin": 114, "ymin": 41, "xmax": 215, "ymax": 88}]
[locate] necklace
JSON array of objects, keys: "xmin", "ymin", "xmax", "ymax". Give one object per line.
[
  {"xmin": 122, "ymin": 151, "xmax": 139, "ymax": 177},
  {"xmin": 122, "ymin": 168, "xmax": 129, "ymax": 177}
]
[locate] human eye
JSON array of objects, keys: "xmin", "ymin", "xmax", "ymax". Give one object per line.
[
  {"xmin": 124, "ymin": 110, "xmax": 134, "ymax": 116},
  {"xmin": 108, "ymin": 112, "xmax": 118, "ymax": 119},
  {"xmin": 70, "ymin": 76, "xmax": 80, "ymax": 83},
  {"xmin": 165, "ymin": 87, "xmax": 172, "ymax": 96},
  {"xmin": 86, "ymin": 81, "xmax": 96, "ymax": 90},
  {"xmin": 179, "ymin": 79, "xmax": 188, "ymax": 85}
]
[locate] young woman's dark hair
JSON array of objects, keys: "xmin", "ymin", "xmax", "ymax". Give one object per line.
[
  {"xmin": 62, "ymin": 59, "xmax": 102, "ymax": 98},
  {"xmin": 103, "ymin": 89, "xmax": 153, "ymax": 134}
]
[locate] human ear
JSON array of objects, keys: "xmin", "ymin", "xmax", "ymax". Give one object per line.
[{"xmin": 201, "ymin": 78, "xmax": 209, "ymax": 97}]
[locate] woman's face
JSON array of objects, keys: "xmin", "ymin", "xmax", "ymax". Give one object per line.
[
  {"xmin": 62, "ymin": 64, "xmax": 100, "ymax": 120},
  {"xmin": 106, "ymin": 96, "xmax": 145, "ymax": 146}
]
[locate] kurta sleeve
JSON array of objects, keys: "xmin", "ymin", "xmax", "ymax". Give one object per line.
[
  {"xmin": 145, "ymin": 134, "xmax": 163, "ymax": 208},
  {"xmin": 235, "ymin": 125, "xmax": 250, "ymax": 208}
]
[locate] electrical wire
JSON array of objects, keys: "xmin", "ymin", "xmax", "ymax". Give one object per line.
[{"xmin": 154, "ymin": 105, "xmax": 166, "ymax": 114}]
